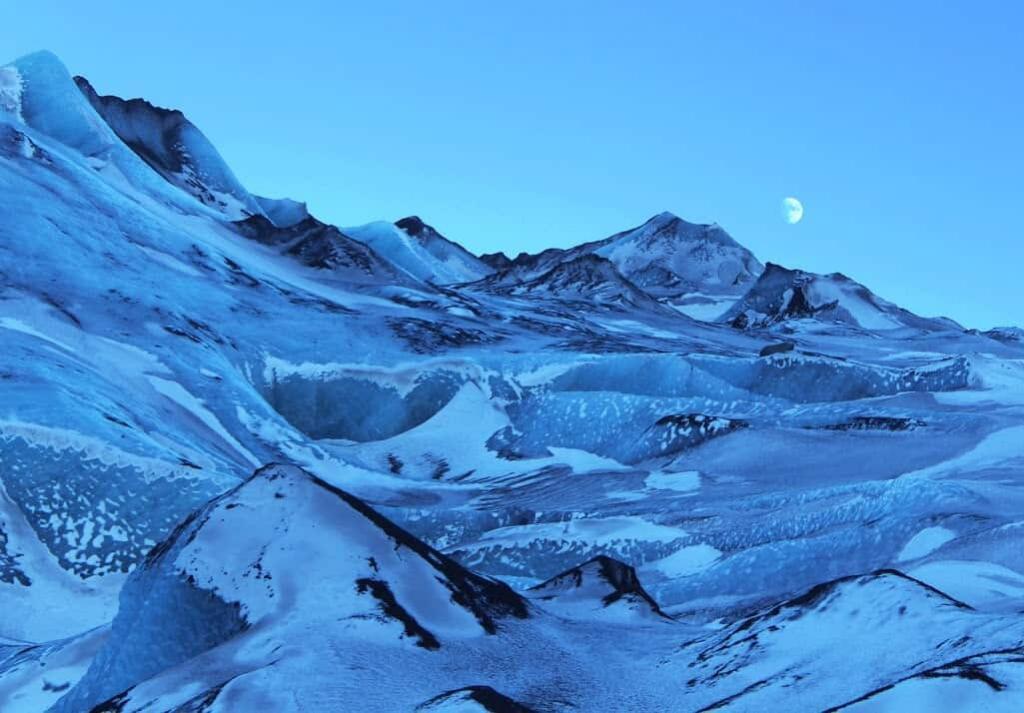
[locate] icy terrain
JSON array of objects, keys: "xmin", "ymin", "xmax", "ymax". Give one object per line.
[{"xmin": 1, "ymin": 50, "xmax": 1023, "ymax": 711}]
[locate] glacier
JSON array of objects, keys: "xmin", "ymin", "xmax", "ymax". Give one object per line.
[{"xmin": 1, "ymin": 50, "xmax": 1023, "ymax": 711}]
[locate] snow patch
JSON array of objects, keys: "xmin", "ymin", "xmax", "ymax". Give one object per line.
[
  {"xmin": 0, "ymin": 64, "xmax": 23, "ymax": 121},
  {"xmin": 897, "ymin": 527, "xmax": 956, "ymax": 562},
  {"xmin": 648, "ymin": 544, "xmax": 721, "ymax": 578},
  {"xmin": 644, "ymin": 470, "xmax": 701, "ymax": 493}
]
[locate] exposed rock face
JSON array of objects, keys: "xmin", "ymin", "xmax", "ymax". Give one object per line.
[
  {"xmin": 529, "ymin": 555, "xmax": 670, "ymax": 620},
  {"xmin": 74, "ymin": 75, "xmax": 265, "ymax": 219},
  {"xmin": 233, "ymin": 214, "xmax": 411, "ymax": 283}
]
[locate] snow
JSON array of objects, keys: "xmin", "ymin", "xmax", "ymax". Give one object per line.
[
  {"xmin": 346, "ymin": 220, "xmax": 488, "ymax": 285},
  {"xmin": 910, "ymin": 560, "xmax": 1024, "ymax": 609},
  {"xmin": 644, "ymin": 470, "xmax": 701, "ymax": 493},
  {"xmin": 0, "ymin": 64, "xmax": 23, "ymax": 121},
  {"xmin": 900, "ymin": 425, "xmax": 1024, "ymax": 479},
  {"xmin": 146, "ymin": 376, "xmax": 260, "ymax": 467},
  {"xmin": 476, "ymin": 516, "xmax": 689, "ymax": 548},
  {"xmin": 646, "ymin": 544, "xmax": 720, "ymax": 577},
  {"xmin": 897, "ymin": 526, "xmax": 956, "ymax": 561},
  {"xmin": 2, "ymin": 48, "xmax": 1024, "ymax": 711}
]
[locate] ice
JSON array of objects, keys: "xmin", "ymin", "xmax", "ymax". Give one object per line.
[
  {"xmin": 909, "ymin": 560, "xmax": 1024, "ymax": 609},
  {"xmin": 0, "ymin": 64, "xmax": 23, "ymax": 121},
  {"xmin": 897, "ymin": 526, "xmax": 956, "ymax": 561},
  {"xmin": 644, "ymin": 470, "xmax": 700, "ymax": 492},
  {"xmin": 346, "ymin": 220, "xmax": 487, "ymax": 285},
  {"xmin": 644, "ymin": 544, "xmax": 720, "ymax": 578},
  {"xmin": 255, "ymin": 195, "xmax": 310, "ymax": 228},
  {"xmin": 1, "ymin": 49, "xmax": 1023, "ymax": 711},
  {"xmin": 76, "ymin": 75, "xmax": 266, "ymax": 219}
]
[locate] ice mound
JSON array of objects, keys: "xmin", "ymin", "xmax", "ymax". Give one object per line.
[
  {"xmin": 395, "ymin": 216, "xmax": 494, "ymax": 284},
  {"xmin": 10, "ymin": 52, "xmax": 118, "ymax": 157},
  {"xmin": 53, "ymin": 464, "xmax": 529, "ymax": 711},
  {"xmin": 347, "ymin": 219, "xmax": 491, "ymax": 285}
]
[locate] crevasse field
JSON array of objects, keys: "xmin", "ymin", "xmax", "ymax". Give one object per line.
[{"xmin": 1, "ymin": 51, "xmax": 1023, "ymax": 712}]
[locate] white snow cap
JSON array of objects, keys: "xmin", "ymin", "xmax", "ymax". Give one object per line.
[{"xmin": 0, "ymin": 64, "xmax": 23, "ymax": 121}]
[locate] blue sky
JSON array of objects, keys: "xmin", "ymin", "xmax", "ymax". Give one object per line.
[{"xmin": 4, "ymin": 1, "xmax": 1021, "ymax": 328}]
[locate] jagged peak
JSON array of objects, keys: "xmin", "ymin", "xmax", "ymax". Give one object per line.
[
  {"xmin": 529, "ymin": 554, "xmax": 670, "ymax": 619},
  {"xmin": 74, "ymin": 75, "xmax": 184, "ymax": 121},
  {"xmin": 395, "ymin": 215, "xmax": 430, "ymax": 237}
]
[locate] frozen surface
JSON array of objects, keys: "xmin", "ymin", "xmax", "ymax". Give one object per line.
[{"xmin": 1, "ymin": 50, "xmax": 1023, "ymax": 711}]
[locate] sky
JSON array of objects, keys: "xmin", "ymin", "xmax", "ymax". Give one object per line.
[{"xmin": 3, "ymin": 1, "xmax": 1021, "ymax": 328}]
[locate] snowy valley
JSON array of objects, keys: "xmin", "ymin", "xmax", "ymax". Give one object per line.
[{"xmin": 1, "ymin": 50, "xmax": 1023, "ymax": 712}]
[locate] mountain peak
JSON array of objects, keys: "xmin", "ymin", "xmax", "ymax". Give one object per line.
[
  {"xmin": 724, "ymin": 261, "xmax": 958, "ymax": 332},
  {"xmin": 74, "ymin": 74, "xmax": 264, "ymax": 219},
  {"xmin": 395, "ymin": 215, "xmax": 429, "ymax": 237},
  {"xmin": 348, "ymin": 218, "xmax": 492, "ymax": 284},
  {"xmin": 529, "ymin": 555, "xmax": 670, "ymax": 620}
]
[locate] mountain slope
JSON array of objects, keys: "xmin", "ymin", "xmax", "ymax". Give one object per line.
[
  {"xmin": 346, "ymin": 218, "xmax": 493, "ymax": 285},
  {"xmin": 233, "ymin": 213, "xmax": 414, "ymax": 285},
  {"xmin": 471, "ymin": 212, "xmax": 762, "ymax": 318},
  {"xmin": 528, "ymin": 555, "xmax": 669, "ymax": 621},
  {"xmin": 484, "ymin": 253, "xmax": 669, "ymax": 312},
  {"xmin": 53, "ymin": 464, "xmax": 530, "ymax": 712},
  {"xmin": 722, "ymin": 262, "xmax": 961, "ymax": 332},
  {"xmin": 585, "ymin": 212, "xmax": 763, "ymax": 301},
  {"xmin": 74, "ymin": 76, "xmax": 265, "ymax": 220},
  {"xmin": 3, "ymin": 48, "xmax": 1024, "ymax": 713}
]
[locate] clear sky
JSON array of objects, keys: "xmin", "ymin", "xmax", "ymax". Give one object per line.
[{"xmin": 3, "ymin": 1, "xmax": 1021, "ymax": 328}]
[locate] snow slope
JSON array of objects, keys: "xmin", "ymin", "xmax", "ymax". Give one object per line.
[
  {"xmin": 347, "ymin": 217, "xmax": 493, "ymax": 285},
  {"xmin": 473, "ymin": 212, "xmax": 763, "ymax": 318}
]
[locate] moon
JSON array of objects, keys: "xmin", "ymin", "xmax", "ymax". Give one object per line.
[{"xmin": 782, "ymin": 197, "xmax": 804, "ymax": 224}]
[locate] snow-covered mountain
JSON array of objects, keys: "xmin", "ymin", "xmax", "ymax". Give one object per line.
[
  {"xmin": 471, "ymin": 212, "xmax": 763, "ymax": 319},
  {"xmin": 51, "ymin": 465, "xmax": 530, "ymax": 711},
  {"xmin": 346, "ymin": 217, "xmax": 493, "ymax": 285},
  {"xmin": 75, "ymin": 75, "xmax": 265, "ymax": 220},
  {"xmin": 233, "ymin": 212, "xmax": 413, "ymax": 285},
  {"xmin": 722, "ymin": 262, "xmax": 962, "ymax": 333},
  {"xmin": 479, "ymin": 253, "xmax": 669, "ymax": 312},
  {"xmin": 528, "ymin": 555, "xmax": 669, "ymax": 620},
  {"xmin": 3, "ymin": 50, "xmax": 1024, "ymax": 712}
]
